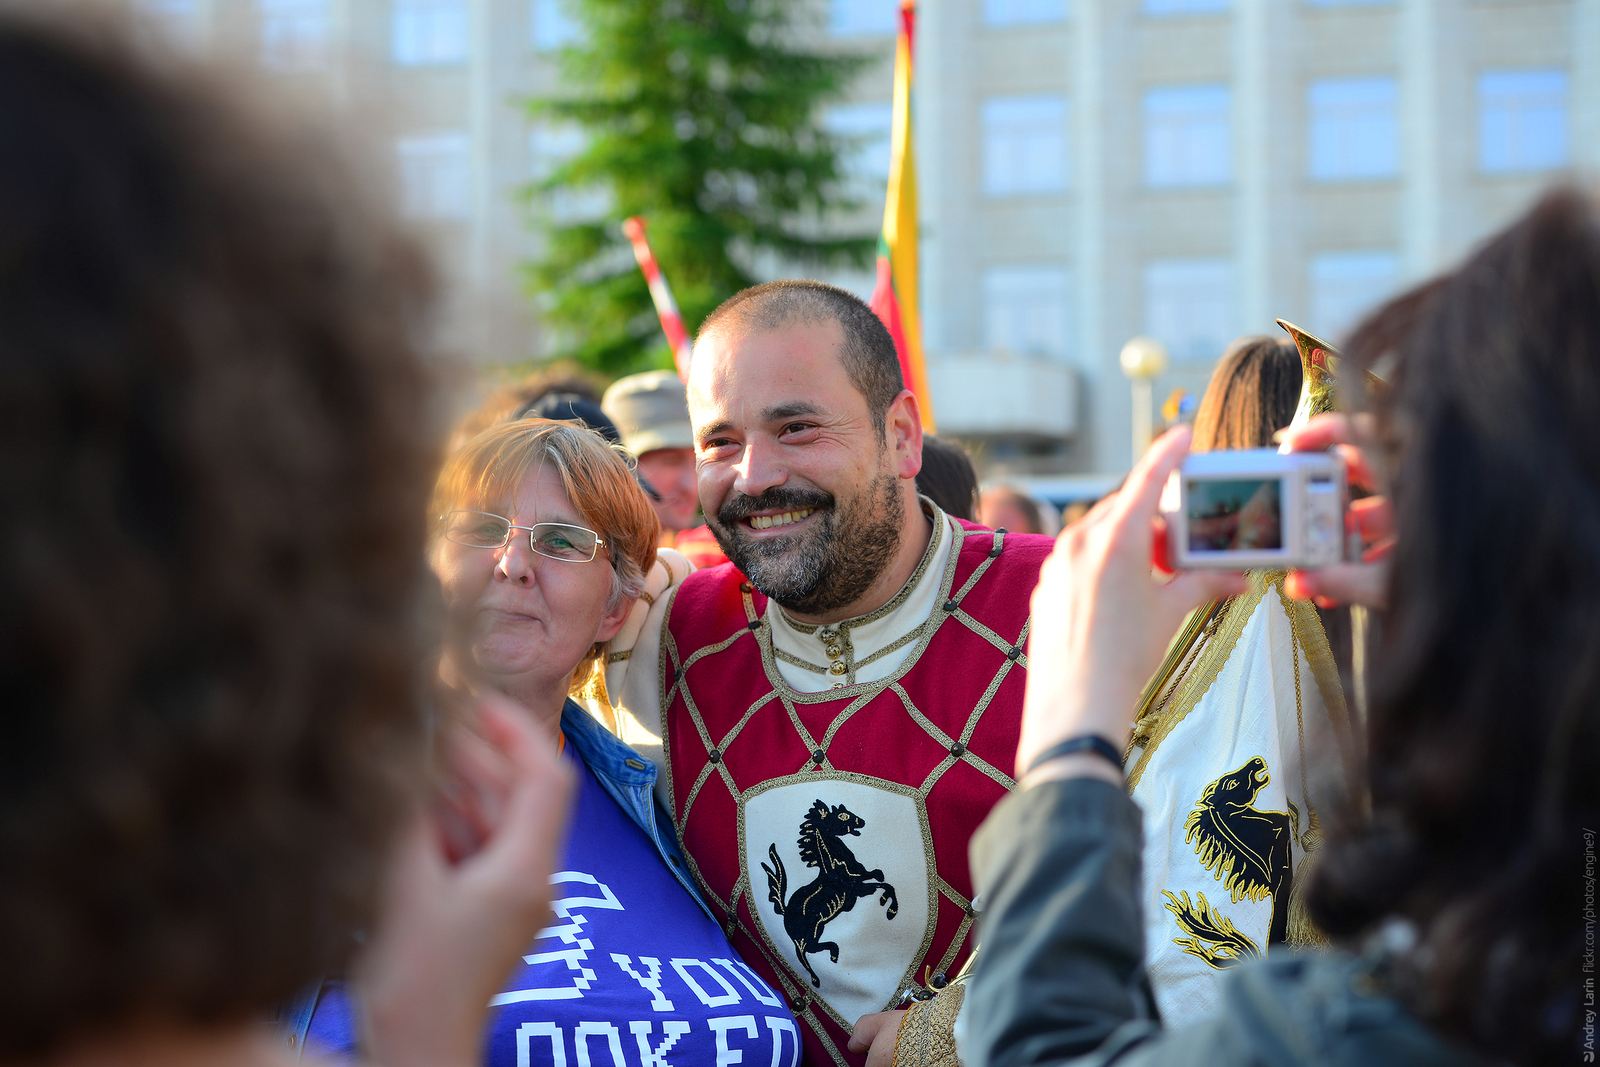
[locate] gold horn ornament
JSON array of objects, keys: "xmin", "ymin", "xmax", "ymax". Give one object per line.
[{"xmin": 1276, "ymin": 318, "xmax": 1341, "ymax": 431}]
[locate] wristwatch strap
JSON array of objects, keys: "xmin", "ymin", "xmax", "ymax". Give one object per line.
[{"xmin": 1023, "ymin": 734, "xmax": 1124, "ymax": 777}]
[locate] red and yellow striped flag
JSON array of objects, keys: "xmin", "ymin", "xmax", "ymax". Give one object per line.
[{"xmin": 868, "ymin": 0, "xmax": 935, "ymax": 431}]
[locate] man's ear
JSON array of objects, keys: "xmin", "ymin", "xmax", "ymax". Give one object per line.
[{"xmin": 883, "ymin": 389, "xmax": 923, "ymax": 480}]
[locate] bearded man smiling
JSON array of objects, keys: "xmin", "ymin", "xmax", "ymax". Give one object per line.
[{"xmin": 606, "ymin": 281, "xmax": 1055, "ymax": 1067}]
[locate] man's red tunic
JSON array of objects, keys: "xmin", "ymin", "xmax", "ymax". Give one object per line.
[{"xmin": 657, "ymin": 521, "xmax": 1052, "ymax": 1067}]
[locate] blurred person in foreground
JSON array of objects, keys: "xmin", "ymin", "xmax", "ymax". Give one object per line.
[
  {"xmin": 306, "ymin": 420, "xmax": 798, "ymax": 1064},
  {"xmin": 966, "ymin": 187, "xmax": 1595, "ymax": 1067},
  {"xmin": 602, "ymin": 281, "xmax": 1057, "ymax": 1066},
  {"xmin": 978, "ymin": 486, "xmax": 1045, "ymax": 535},
  {"xmin": 1121, "ymin": 333, "xmax": 1355, "ymax": 1026},
  {"xmin": 915, "ymin": 435, "xmax": 981, "ymax": 522},
  {"xmin": 0, "ymin": 10, "xmax": 566, "ymax": 1067},
  {"xmin": 603, "ymin": 370, "xmax": 731, "ymax": 569}
]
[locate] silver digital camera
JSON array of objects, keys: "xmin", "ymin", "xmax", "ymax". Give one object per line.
[{"xmin": 1161, "ymin": 449, "xmax": 1347, "ymax": 570}]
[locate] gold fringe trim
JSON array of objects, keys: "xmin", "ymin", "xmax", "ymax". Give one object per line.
[
  {"xmin": 1273, "ymin": 586, "xmax": 1360, "ymax": 793},
  {"xmin": 1132, "ymin": 599, "xmax": 1225, "ymax": 728},
  {"xmin": 1126, "ymin": 573, "xmax": 1272, "ymax": 791}
]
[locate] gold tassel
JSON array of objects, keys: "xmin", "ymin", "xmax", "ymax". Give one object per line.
[{"xmin": 1286, "ymin": 813, "xmax": 1328, "ymax": 948}]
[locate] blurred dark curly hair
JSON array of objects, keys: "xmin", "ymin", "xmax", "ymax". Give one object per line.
[
  {"xmin": 0, "ymin": 7, "xmax": 439, "ymax": 1058},
  {"xmin": 1308, "ymin": 187, "xmax": 1600, "ymax": 1065}
]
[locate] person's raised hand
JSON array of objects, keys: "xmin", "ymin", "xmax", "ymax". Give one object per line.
[
  {"xmin": 1017, "ymin": 426, "xmax": 1248, "ymax": 785},
  {"xmin": 1279, "ymin": 413, "xmax": 1392, "ymax": 609},
  {"xmin": 357, "ymin": 692, "xmax": 574, "ymax": 1067},
  {"xmin": 848, "ymin": 1010, "xmax": 905, "ymax": 1067}
]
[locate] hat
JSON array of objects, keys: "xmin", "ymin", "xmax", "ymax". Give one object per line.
[
  {"xmin": 602, "ymin": 371, "xmax": 695, "ymax": 456},
  {"xmin": 513, "ymin": 392, "xmax": 622, "ymax": 444}
]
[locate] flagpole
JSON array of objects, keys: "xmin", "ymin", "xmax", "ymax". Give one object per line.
[{"xmin": 622, "ymin": 216, "xmax": 693, "ymax": 382}]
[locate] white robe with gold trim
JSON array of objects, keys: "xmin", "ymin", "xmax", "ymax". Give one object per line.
[{"xmin": 1127, "ymin": 571, "xmax": 1356, "ymax": 1026}]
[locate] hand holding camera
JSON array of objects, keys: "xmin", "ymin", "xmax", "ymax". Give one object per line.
[
  {"xmin": 1016, "ymin": 426, "xmax": 1249, "ymax": 784},
  {"xmin": 1019, "ymin": 417, "xmax": 1393, "ymax": 786},
  {"xmin": 1277, "ymin": 413, "xmax": 1392, "ymax": 609},
  {"xmin": 1155, "ymin": 412, "xmax": 1391, "ymax": 608},
  {"xmin": 1161, "ymin": 448, "xmax": 1347, "ymax": 569}
]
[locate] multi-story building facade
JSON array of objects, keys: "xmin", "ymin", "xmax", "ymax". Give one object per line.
[
  {"xmin": 131, "ymin": 0, "xmax": 583, "ymax": 368},
  {"xmin": 906, "ymin": 0, "xmax": 1598, "ymax": 471},
  {"xmin": 131, "ymin": 0, "xmax": 1597, "ymax": 474}
]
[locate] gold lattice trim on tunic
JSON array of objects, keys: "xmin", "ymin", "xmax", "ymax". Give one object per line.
[
  {"xmin": 657, "ymin": 521, "xmax": 1025, "ymax": 1041},
  {"xmin": 1124, "ymin": 575, "xmax": 1270, "ymax": 792}
]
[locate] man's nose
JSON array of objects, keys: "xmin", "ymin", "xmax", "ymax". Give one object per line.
[
  {"xmin": 732, "ymin": 437, "xmax": 787, "ymax": 499},
  {"xmin": 495, "ymin": 535, "xmax": 538, "ymax": 586}
]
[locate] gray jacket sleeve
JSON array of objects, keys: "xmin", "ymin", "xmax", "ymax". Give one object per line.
[
  {"xmin": 964, "ymin": 777, "xmax": 1163, "ymax": 1067},
  {"xmin": 961, "ymin": 778, "xmax": 1468, "ymax": 1067}
]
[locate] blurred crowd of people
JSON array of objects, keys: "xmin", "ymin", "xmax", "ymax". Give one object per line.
[{"xmin": 0, "ymin": 8, "xmax": 1589, "ymax": 1067}]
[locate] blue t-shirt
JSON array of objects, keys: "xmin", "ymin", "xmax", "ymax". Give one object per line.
[{"xmin": 309, "ymin": 752, "xmax": 801, "ymax": 1067}]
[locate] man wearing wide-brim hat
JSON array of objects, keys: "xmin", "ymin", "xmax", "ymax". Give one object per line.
[{"xmin": 603, "ymin": 371, "xmax": 729, "ymax": 569}]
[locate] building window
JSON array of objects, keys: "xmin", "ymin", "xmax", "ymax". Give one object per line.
[
  {"xmin": 1144, "ymin": 0, "xmax": 1229, "ymax": 17},
  {"xmin": 982, "ymin": 94, "xmax": 1068, "ymax": 196},
  {"xmin": 398, "ymin": 131, "xmax": 471, "ymax": 219},
  {"xmin": 984, "ymin": 265, "xmax": 1073, "ymax": 361},
  {"xmin": 532, "ymin": 0, "xmax": 582, "ymax": 51},
  {"xmin": 1478, "ymin": 69, "xmax": 1569, "ymax": 173},
  {"xmin": 1309, "ymin": 251, "xmax": 1398, "ymax": 339},
  {"xmin": 1143, "ymin": 258, "xmax": 1236, "ymax": 363},
  {"xmin": 392, "ymin": 0, "xmax": 468, "ymax": 66},
  {"xmin": 830, "ymin": 0, "xmax": 899, "ymax": 35},
  {"xmin": 1143, "ymin": 85, "xmax": 1231, "ymax": 187},
  {"xmin": 826, "ymin": 103, "xmax": 895, "ymax": 198},
  {"xmin": 1308, "ymin": 76, "xmax": 1398, "ymax": 181},
  {"xmin": 983, "ymin": 0, "xmax": 1068, "ymax": 25},
  {"xmin": 258, "ymin": 0, "xmax": 328, "ymax": 68}
]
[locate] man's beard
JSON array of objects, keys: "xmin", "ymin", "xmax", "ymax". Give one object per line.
[{"xmin": 708, "ymin": 472, "xmax": 904, "ymax": 617}]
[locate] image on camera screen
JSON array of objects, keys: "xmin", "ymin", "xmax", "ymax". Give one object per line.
[{"xmin": 1186, "ymin": 478, "xmax": 1283, "ymax": 552}]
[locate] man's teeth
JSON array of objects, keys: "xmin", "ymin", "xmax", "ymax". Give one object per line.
[{"xmin": 750, "ymin": 509, "xmax": 814, "ymax": 531}]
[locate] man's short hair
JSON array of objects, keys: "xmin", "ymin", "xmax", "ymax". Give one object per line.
[{"xmin": 697, "ymin": 280, "xmax": 906, "ymax": 435}]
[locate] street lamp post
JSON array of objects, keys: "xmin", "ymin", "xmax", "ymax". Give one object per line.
[{"xmin": 1119, "ymin": 336, "xmax": 1170, "ymax": 463}]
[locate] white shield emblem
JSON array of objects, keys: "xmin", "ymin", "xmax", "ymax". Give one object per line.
[{"xmin": 740, "ymin": 774, "xmax": 933, "ymax": 1028}]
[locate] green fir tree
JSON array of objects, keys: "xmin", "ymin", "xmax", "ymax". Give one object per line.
[{"xmin": 523, "ymin": 0, "xmax": 878, "ymax": 376}]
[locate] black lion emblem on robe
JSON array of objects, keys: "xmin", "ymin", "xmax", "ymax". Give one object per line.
[{"xmin": 1183, "ymin": 756, "xmax": 1294, "ymax": 945}]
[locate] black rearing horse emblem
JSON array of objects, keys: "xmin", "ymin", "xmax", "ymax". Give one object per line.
[{"xmin": 761, "ymin": 799, "xmax": 899, "ymax": 988}]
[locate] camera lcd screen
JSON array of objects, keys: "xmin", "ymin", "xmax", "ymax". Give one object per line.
[{"xmin": 1186, "ymin": 478, "xmax": 1283, "ymax": 552}]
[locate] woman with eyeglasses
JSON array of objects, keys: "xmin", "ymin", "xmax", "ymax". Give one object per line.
[{"xmin": 307, "ymin": 418, "xmax": 801, "ymax": 1067}]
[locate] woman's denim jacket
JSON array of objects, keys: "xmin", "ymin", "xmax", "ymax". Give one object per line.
[
  {"xmin": 557, "ymin": 697, "xmax": 716, "ymax": 922},
  {"xmin": 278, "ymin": 698, "xmax": 715, "ymax": 1053}
]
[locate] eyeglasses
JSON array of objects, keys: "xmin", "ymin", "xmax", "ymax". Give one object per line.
[{"xmin": 442, "ymin": 511, "xmax": 607, "ymax": 563}]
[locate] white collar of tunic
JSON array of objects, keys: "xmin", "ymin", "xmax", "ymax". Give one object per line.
[{"xmin": 765, "ymin": 499, "xmax": 955, "ymax": 694}]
